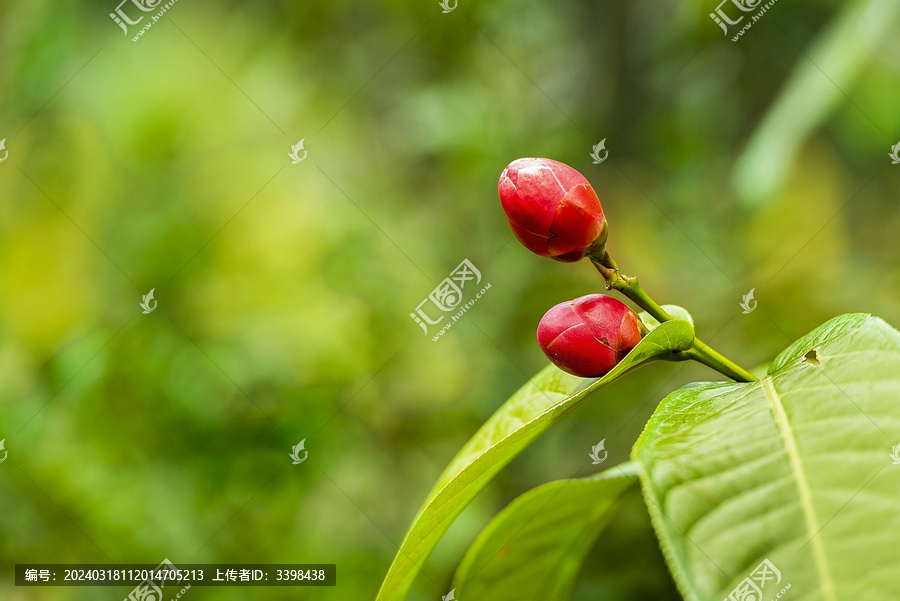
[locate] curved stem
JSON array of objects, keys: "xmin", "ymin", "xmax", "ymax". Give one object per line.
[
  {"xmin": 684, "ymin": 340, "xmax": 757, "ymax": 383},
  {"xmin": 589, "ymin": 254, "xmax": 757, "ymax": 382}
]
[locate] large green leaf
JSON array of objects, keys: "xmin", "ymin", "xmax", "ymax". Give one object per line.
[
  {"xmin": 634, "ymin": 314, "xmax": 900, "ymax": 601},
  {"xmin": 376, "ymin": 316, "xmax": 695, "ymax": 601},
  {"xmin": 452, "ymin": 462, "xmax": 638, "ymax": 601}
]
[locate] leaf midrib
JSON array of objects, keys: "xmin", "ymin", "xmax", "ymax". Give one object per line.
[{"xmin": 763, "ymin": 376, "xmax": 837, "ymax": 601}]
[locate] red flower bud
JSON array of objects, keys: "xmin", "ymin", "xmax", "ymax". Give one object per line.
[
  {"xmin": 498, "ymin": 158, "xmax": 606, "ymax": 262},
  {"xmin": 537, "ymin": 294, "xmax": 643, "ymax": 378}
]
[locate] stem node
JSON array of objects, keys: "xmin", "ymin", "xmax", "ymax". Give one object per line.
[{"xmin": 589, "ymin": 254, "xmax": 757, "ymax": 382}]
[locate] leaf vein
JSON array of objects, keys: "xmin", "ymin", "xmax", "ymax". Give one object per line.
[{"xmin": 764, "ymin": 376, "xmax": 837, "ymax": 601}]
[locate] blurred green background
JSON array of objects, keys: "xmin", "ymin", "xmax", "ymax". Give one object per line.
[{"xmin": 1, "ymin": 0, "xmax": 899, "ymax": 599}]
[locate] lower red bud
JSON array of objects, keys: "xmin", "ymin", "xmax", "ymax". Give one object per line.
[{"xmin": 536, "ymin": 294, "xmax": 643, "ymax": 377}]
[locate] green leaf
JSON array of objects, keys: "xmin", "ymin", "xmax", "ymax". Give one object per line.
[
  {"xmin": 453, "ymin": 462, "xmax": 638, "ymax": 601},
  {"xmin": 640, "ymin": 304, "xmax": 695, "ymax": 329},
  {"xmin": 634, "ymin": 314, "xmax": 900, "ymax": 601},
  {"xmin": 376, "ymin": 318, "xmax": 695, "ymax": 601}
]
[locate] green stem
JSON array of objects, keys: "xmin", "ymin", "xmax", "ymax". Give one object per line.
[
  {"xmin": 684, "ymin": 340, "xmax": 757, "ymax": 383},
  {"xmin": 589, "ymin": 254, "xmax": 757, "ymax": 382}
]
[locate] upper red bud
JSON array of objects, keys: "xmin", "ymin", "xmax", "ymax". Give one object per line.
[
  {"xmin": 498, "ymin": 158, "xmax": 605, "ymax": 262},
  {"xmin": 536, "ymin": 294, "xmax": 642, "ymax": 377}
]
